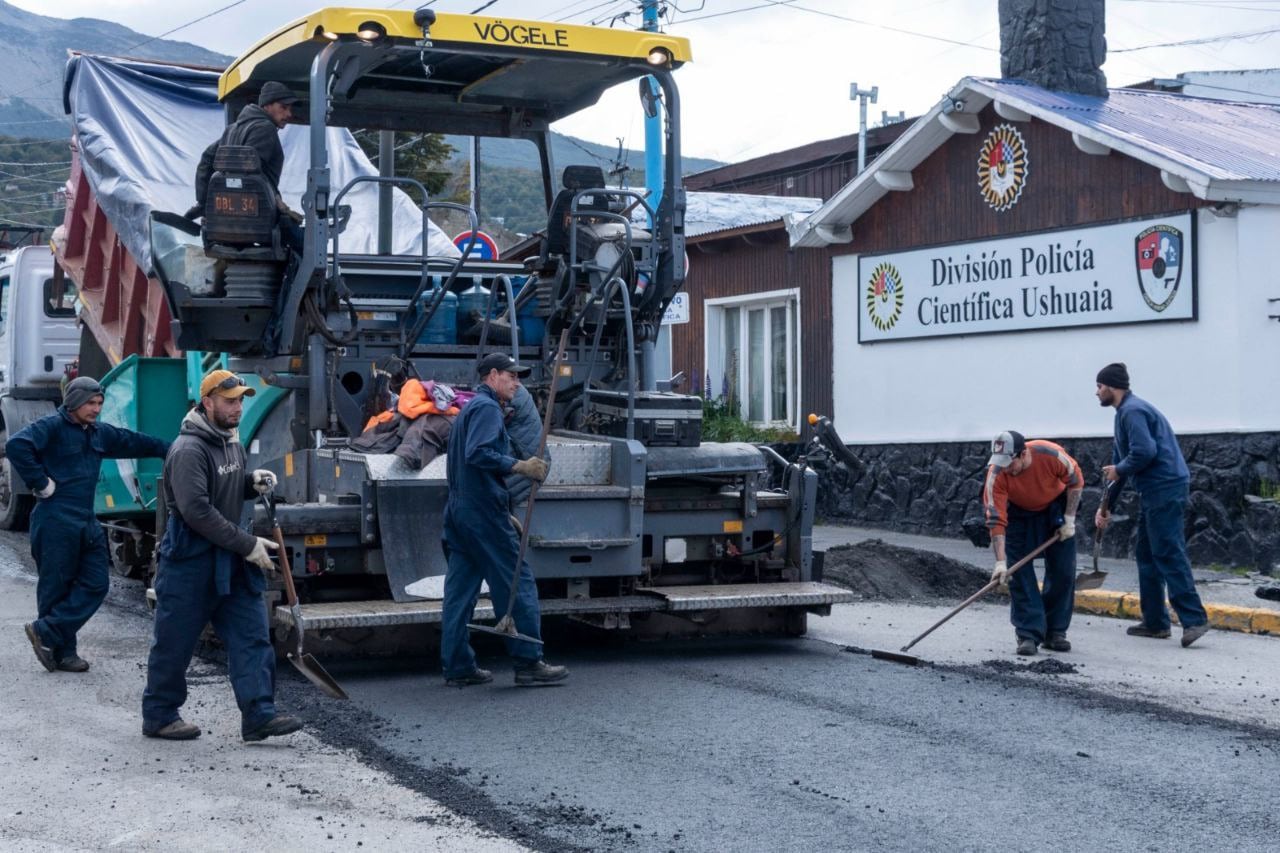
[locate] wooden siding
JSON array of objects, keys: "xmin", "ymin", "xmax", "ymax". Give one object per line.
[
  {"xmin": 673, "ymin": 229, "xmax": 834, "ymax": 421},
  {"xmin": 830, "ymin": 104, "xmax": 1211, "ymax": 258}
]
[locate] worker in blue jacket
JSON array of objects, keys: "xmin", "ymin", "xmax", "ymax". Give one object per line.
[
  {"xmin": 1094, "ymin": 362, "xmax": 1210, "ymax": 648},
  {"xmin": 440, "ymin": 352, "xmax": 568, "ymax": 687},
  {"xmin": 6, "ymin": 377, "xmax": 169, "ymax": 673}
]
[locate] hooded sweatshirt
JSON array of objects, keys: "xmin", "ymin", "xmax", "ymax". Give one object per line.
[{"xmin": 160, "ymin": 408, "xmax": 257, "ymax": 559}]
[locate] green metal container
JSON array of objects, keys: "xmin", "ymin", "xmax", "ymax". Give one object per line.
[{"xmin": 93, "ymin": 354, "xmax": 286, "ymax": 518}]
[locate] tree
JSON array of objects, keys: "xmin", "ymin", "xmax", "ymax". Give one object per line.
[{"xmin": 354, "ymin": 132, "xmax": 456, "ymax": 198}]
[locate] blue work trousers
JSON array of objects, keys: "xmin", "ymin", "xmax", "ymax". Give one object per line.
[
  {"xmin": 30, "ymin": 513, "xmax": 110, "ymax": 662},
  {"xmin": 1006, "ymin": 503, "xmax": 1075, "ymax": 643},
  {"xmin": 1135, "ymin": 482, "xmax": 1208, "ymax": 631},
  {"xmin": 142, "ymin": 556, "xmax": 276, "ymax": 736},
  {"xmin": 440, "ymin": 520, "xmax": 542, "ymax": 678}
]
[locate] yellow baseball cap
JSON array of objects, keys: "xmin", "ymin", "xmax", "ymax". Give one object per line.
[{"xmin": 200, "ymin": 369, "xmax": 256, "ymax": 400}]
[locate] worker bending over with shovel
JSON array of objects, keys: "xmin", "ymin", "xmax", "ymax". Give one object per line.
[
  {"xmin": 983, "ymin": 430, "xmax": 1083, "ymax": 656},
  {"xmin": 440, "ymin": 353, "xmax": 568, "ymax": 687}
]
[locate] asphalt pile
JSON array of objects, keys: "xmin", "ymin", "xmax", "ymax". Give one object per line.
[{"xmin": 822, "ymin": 539, "xmax": 991, "ymax": 603}]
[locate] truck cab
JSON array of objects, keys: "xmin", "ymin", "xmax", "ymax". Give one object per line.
[{"xmin": 0, "ymin": 244, "xmax": 81, "ymax": 528}]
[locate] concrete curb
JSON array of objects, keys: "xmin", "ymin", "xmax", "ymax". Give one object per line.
[{"xmin": 1074, "ymin": 589, "xmax": 1280, "ymax": 636}]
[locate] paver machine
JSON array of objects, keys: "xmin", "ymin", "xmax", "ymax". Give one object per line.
[{"xmin": 145, "ymin": 6, "xmax": 854, "ymax": 646}]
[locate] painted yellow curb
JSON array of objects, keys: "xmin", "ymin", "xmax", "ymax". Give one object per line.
[{"xmin": 1074, "ymin": 590, "xmax": 1279, "ymax": 636}]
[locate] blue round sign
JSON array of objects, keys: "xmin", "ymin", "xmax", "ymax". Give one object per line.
[{"xmin": 453, "ymin": 230, "xmax": 499, "ymax": 260}]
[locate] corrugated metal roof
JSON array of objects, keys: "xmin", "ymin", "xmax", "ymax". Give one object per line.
[
  {"xmin": 972, "ymin": 77, "xmax": 1280, "ymax": 183},
  {"xmin": 681, "ymin": 191, "xmax": 821, "ymax": 238}
]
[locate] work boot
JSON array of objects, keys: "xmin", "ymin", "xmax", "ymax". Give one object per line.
[
  {"xmin": 23, "ymin": 623, "xmax": 56, "ymax": 672},
  {"xmin": 243, "ymin": 714, "xmax": 303, "ymax": 743},
  {"xmin": 514, "ymin": 660, "xmax": 569, "ymax": 685},
  {"xmin": 1015, "ymin": 638, "xmax": 1038, "ymax": 656},
  {"xmin": 1181, "ymin": 622, "xmax": 1211, "ymax": 648},
  {"xmin": 1126, "ymin": 623, "xmax": 1171, "ymax": 639},
  {"xmin": 1041, "ymin": 633, "xmax": 1071, "ymax": 652},
  {"xmin": 445, "ymin": 668, "xmax": 494, "ymax": 687},
  {"xmin": 56, "ymin": 655, "xmax": 91, "ymax": 673},
  {"xmin": 144, "ymin": 719, "xmax": 202, "ymax": 740}
]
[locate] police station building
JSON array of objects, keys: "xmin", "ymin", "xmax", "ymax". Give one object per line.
[{"xmin": 787, "ymin": 75, "xmax": 1280, "ymax": 568}]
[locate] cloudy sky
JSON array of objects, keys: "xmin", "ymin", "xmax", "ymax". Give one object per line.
[{"xmin": 11, "ymin": 0, "xmax": 1280, "ymax": 161}]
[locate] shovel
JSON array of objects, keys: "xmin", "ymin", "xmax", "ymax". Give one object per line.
[
  {"xmin": 873, "ymin": 534, "xmax": 1059, "ymax": 664},
  {"xmin": 466, "ymin": 329, "xmax": 571, "ymax": 646},
  {"xmin": 1075, "ymin": 527, "xmax": 1109, "ymax": 591},
  {"xmin": 261, "ymin": 494, "xmax": 349, "ymax": 700}
]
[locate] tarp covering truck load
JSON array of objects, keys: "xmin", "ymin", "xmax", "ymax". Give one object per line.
[{"xmin": 50, "ymin": 6, "xmax": 855, "ymax": 654}]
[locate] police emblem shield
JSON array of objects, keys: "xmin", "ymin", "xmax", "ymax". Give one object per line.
[{"xmin": 1135, "ymin": 224, "xmax": 1183, "ymax": 312}]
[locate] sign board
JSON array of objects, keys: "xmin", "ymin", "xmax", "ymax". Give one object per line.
[
  {"xmin": 662, "ymin": 291, "xmax": 689, "ymax": 325},
  {"xmin": 453, "ymin": 230, "xmax": 499, "ymax": 260},
  {"xmin": 857, "ymin": 212, "xmax": 1196, "ymax": 343}
]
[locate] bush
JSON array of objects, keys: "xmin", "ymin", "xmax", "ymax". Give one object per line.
[{"xmin": 701, "ymin": 396, "xmax": 798, "ymax": 443}]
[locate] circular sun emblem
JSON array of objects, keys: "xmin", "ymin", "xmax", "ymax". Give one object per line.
[
  {"xmin": 865, "ymin": 261, "xmax": 904, "ymax": 332},
  {"xmin": 977, "ymin": 124, "xmax": 1029, "ymax": 212}
]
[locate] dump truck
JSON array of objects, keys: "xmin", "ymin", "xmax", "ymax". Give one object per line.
[{"xmin": 53, "ymin": 7, "xmax": 855, "ymax": 650}]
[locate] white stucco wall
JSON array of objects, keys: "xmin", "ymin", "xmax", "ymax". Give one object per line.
[{"xmin": 830, "ymin": 205, "xmax": 1279, "ymax": 443}]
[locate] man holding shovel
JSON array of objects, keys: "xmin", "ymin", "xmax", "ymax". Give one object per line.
[
  {"xmin": 440, "ymin": 353, "xmax": 568, "ymax": 687},
  {"xmin": 984, "ymin": 431, "xmax": 1084, "ymax": 656},
  {"xmin": 141, "ymin": 370, "xmax": 303, "ymax": 742}
]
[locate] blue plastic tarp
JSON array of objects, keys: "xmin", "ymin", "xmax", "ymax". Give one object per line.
[{"xmin": 63, "ymin": 54, "xmax": 458, "ymax": 274}]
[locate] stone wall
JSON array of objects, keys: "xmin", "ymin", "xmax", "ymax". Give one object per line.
[{"xmin": 784, "ymin": 432, "xmax": 1280, "ymax": 573}]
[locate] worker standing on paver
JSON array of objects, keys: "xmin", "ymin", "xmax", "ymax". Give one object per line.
[
  {"xmin": 7, "ymin": 377, "xmax": 170, "ymax": 673},
  {"xmin": 193, "ymin": 80, "xmax": 303, "ymax": 252},
  {"xmin": 984, "ymin": 430, "xmax": 1084, "ymax": 656},
  {"xmin": 141, "ymin": 370, "xmax": 302, "ymax": 742},
  {"xmin": 440, "ymin": 353, "xmax": 568, "ymax": 687},
  {"xmin": 1094, "ymin": 362, "xmax": 1210, "ymax": 647}
]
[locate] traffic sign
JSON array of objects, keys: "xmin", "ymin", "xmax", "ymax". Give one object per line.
[
  {"xmin": 662, "ymin": 291, "xmax": 689, "ymax": 325},
  {"xmin": 453, "ymin": 230, "xmax": 499, "ymax": 260}
]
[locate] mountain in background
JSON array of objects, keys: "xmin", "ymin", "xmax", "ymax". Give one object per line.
[{"xmin": 0, "ymin": 0, "xmax": 232, "ymax": 135}]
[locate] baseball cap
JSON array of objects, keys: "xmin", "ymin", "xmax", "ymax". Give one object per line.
[
  {"xmin": 477, "ymin": 352, "xmax": 531, "ymax": 377},
  {"xmin": 987, "ymin": 430, "xmax": 1026, "ymax": 469},
  {"xmin": 200, "ymin": 369, "xmax": 257, "ymax": 400},
  {"xmin": 258, "ymin": 81, "xmax": 300, "ymax": 107}
]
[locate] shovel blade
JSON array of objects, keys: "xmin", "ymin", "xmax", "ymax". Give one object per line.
[
  {"xmin": 1075, "ymin": 571, "xmax": 1108, "ymax": 591},
  {"xmin": 466, "ymin": 622, "xmax": 545, "ymax": 646},
  {"xmin": 288, "ymin": 653, "xmax": 349, "ymax": 700}
]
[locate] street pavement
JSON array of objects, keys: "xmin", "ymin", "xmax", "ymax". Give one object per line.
[
  {"xmin": 3, "ymin": 526, "xmax": 1277, "ymax": 852},
  {"xmin": 0, "ymin": 532, "xmax": 526, "ymax": 853}
]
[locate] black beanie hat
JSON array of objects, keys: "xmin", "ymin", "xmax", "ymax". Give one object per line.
[{"xmin": 1096, "ymin": 362, "xmax": 1130, "ymax": 390}]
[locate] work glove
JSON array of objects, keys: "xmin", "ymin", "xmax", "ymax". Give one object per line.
[
  {"xmin": 1094, "ymin": 508, "xmax": 1111, "ymax": 531},
  {"xmin": 252, "ymin": 469, "xmax": 278, "ymax": 495},
  {"xmin": 990, "ymin": 560, "xmax": 1009, "ymax": 587},
  {"xmin": 510, "ymin": 456, "xmax": 549, "ymax": 483},
  {"xmin": 246, "ymin": 536, "xmax": 279, "ymax": 571},
  {"xmin": 1056, "ymin": 514, "xmax": 1076, "ymax": 542},
  {"xmin": 35, "ymin": 479, "xmax": 56, "ymax": 499}
]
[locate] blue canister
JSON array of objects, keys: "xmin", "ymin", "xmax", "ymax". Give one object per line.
[
  {"xmin": 456, "ymin": 276, "xmax": 490, "ymax": 342},
  {"xmin": 513, "ymin": 276, "xmax": 545, "ymax": 347},
  {"xmin": 416, "ymin": 278, "xmax": 458, "ymax": 345}
]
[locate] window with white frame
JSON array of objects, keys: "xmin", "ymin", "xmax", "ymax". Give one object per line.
[{"xmin": 704, "ymin": 289, "xmax": 800, "ymax": 428}]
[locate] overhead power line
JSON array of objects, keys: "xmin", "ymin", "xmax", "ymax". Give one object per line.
[{"xmin": 1112, "ymin": 24, "xmax": 1280, "ymax": 51}]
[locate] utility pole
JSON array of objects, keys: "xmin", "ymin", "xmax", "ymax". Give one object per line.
[
  {"xmin": 641, "ymin": 1, "xmax": 662, "ymax": 220},
  {"xmin": 469, "ymin": 136, "xmax": 481, "ymax": 226},
  {"xmin": 849, "ymin": 82, "xmax": 878, "ymax": 174}
]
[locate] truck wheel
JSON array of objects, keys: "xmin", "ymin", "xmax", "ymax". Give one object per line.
[
  {"xmin": 106, "ymin": 522, "xmax": 154, "ymax": 580},
  {"xmin": 0, "ymin": 438, "xmax": 33, "ymax": 531}
]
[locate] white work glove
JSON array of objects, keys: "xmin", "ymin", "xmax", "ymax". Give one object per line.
[
  {"xmin": 251, "ymin": 469, "xmax": 278, "ymax": 495},
  {"xmin": 510, "ymin": 456, "xmax": 549, "ymax": 483},
  {"xmin": 1057, "ymin": 514, "xmax": 1076, "ymax": 542},
  {"xmin": 1094, "ymin": 508, "xmax": 1111, "ymax": 531},
  {"xmin": 990, "ymin": 560, "xmax": 1009, "ymax": 586},
  {"xmin": 246, "ymin": 536, "xmax": 279, "ymax": 571},
  {"xmin": 35, "ymin": 479, "xmax": 56, "ymax": 499}
]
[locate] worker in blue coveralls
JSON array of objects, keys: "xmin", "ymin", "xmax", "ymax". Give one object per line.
[
  {"xmin": 440, "ymin": 352, "xmax": 569, "ymax": 687},
  {"xmin": 1095, "ymin": 362, "xmax": 1211, "ymax": 648},
  {"xmin": 140, "ymin": 369, "xmax": 303, "ymax": 742},
  {"xmin": 7, "ymin": 376, "xmax": 169, "ymax": 673}
]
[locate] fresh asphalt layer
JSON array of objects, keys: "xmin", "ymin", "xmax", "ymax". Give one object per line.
[{"xmin": 4, "ymin": 527, "xmax": 1278, "ymax": 852}]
